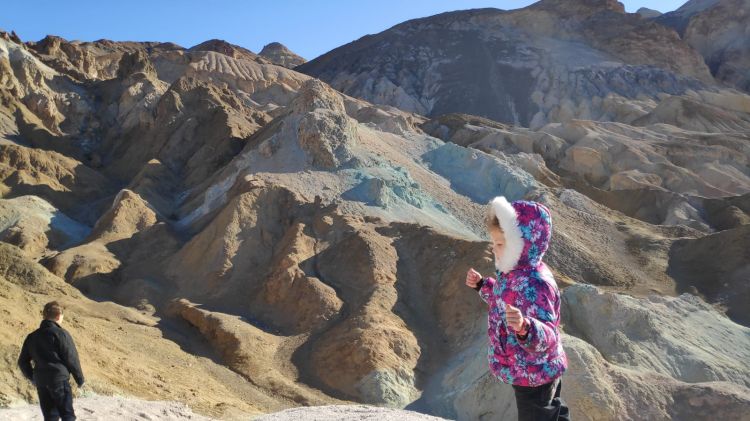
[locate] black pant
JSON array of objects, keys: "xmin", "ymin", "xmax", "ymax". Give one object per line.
[
  {"xmin": 36, "ymin": 381, "xmax": 76, "ymax": 421},
  {"xmin": 513, "ymin": 378, "xmax": 570, "ymax": 421}
]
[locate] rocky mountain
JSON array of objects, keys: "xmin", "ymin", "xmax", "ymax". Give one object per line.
[
  {"xmin": 642, "ymin": 0, "xmax": 749, "ymax": 93},
  {"xmin": 654, "ymin": 0, "xmax": 719, "ymax": 35},
  {"xmin": 260, "ymin": 42, "xmax": 306, "ymax": 68},
  {"xmin": 297, "ymin": 0, "xmax": 725, "ymax": 128},
  {"xmin": 0, "ymin": 0, "xmax": 749, "ymax": 419},
  {"xmin": 682, "ymin": 0, "xmax": 750, "ymax": 92}
]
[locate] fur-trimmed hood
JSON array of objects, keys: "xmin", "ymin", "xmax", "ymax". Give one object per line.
[{"xmin": 490, "ymin": 197, "xmax": 552, "ymax": 273}]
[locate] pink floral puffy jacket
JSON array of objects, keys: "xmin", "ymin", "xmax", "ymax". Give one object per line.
[{"xmin": 477, "ymin": 197, "xmax": 567, "ymax": 387}]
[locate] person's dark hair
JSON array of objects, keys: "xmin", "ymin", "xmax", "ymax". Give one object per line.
[{"xmin": 42, "ymin": 301, "xmax": 63, "ymax": 320}]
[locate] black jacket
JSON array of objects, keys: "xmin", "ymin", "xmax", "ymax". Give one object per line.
[{"xmin": 18, "ymin": 319, "xmax": 85, "ymax": 387}]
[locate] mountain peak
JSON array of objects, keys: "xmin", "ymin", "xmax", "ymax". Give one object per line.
[
  {"xmin": 261, "ymin": 41, "xmax": 286, "ymax": 51},
  {"xmin": 259, "ymin": 42, "xmax": 306, "ymax": 69},
  {"xmin": 636, "ymin": 7, "xmax": 662, "ymax": 18},
  {"xmin": 675, "ymin": 0, "xmax": 720, "ymax": 15},
  {"xmin": 188, "ymin": 39, "xmax": 260, "ymax": 62},
  {"xmin": 0, "ymin": 30, "xmax": 22, "ymax": 44},
  {"xmin": 531, "ymin": 0, "xmax": 625, "ymax": 15}
]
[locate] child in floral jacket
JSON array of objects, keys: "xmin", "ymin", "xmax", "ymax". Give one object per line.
[{"xmin": 466, "ymin": 196, "xmax": 570, "ymax": 421}]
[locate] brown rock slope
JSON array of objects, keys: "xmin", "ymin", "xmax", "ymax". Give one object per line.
[
  {"xmin": 668, "ymin": 224, "xmax": 750, "ymax": 326},
  {"xmin": 0, "ymin": 242, "xmax": 294, "ymax": 417}
]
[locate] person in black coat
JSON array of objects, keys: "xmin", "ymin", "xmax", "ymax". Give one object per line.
[{"xmin": 18, "ymin": 301, "xmax": 85, "ymax": 421}]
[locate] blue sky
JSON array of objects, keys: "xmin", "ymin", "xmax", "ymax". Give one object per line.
[{"xmin": 2, "ymin": 1, "xmax": 688, "ymax": 60}]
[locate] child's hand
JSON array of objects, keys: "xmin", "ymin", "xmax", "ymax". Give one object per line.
[
  {"xmin": 505, "ymin": 303, "xmax": 526, "ymax": 332},
  {"xmin": 465, "ymin": 268, "xmax": 482, "ymax": 288}
]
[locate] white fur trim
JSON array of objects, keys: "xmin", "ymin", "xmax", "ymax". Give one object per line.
[{"xmin": 491, "ymin": 196, "xmax": 525, "ymax": 273}]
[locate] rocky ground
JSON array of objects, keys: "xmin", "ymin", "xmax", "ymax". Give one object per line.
[
  {"xmin": 0, "ymin": 396, "xmax": 214, "ymax": 421},
  {"xmin": 0, "ymin": 0, "xmax": 749, "ymax": 420},
  {"xmin": 0, "ymin": 400, "xmax": 449, "ymax": 421}
]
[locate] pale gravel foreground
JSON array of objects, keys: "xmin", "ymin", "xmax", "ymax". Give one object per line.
[
  {"xmin": 0, "ymin": 399, "xmax": 451, "ymax": 421},
  {"xmin": 0, "ymin": 396, "xmax": 213, "ymax": 421},
  {"xmin": 252, "ymin": 405, "xmax": 451, "ymax": 420}
]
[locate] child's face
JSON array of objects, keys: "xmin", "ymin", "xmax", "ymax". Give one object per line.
[{"xmin": 489, "ymin": 227, "xmax": 505, "ymax": 261}]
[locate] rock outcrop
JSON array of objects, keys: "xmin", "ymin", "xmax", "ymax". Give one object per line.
[
  {"xmin": 655, "ymin": 0, "xmax": 720, "ymax": 36},
  {"xmin": 667, "ymin": 224, "xmax": 750, "ymax": 326},
  {"xmin": 43, "ymin": 189, "xmax": 161, "ymax": 297},
  {"xmin": 260, "ymin": 42, "xmax": 306, "ymax": 68},
  {"xmin": 562, "ymin": 285, "xmax": 750, "ymax": 387},
  {"xmin": 289, "ymin": 79, "xmax": 359, "ymax": 169},
  {"xmin": 87, "ymin": 189, "xmax": 158, "ymax": 243},
  {"xmin": 0, "ymin": 144, "xmax": 115, "ymax": 225},
  {"xmin": 650, "ymin": 0, "xmax": 749, "ymax": 93},
  {"xmin": 188, "ymin": 39, "xmax": 265, "ymax": 63},
  {"xmin": 0, "ymin": 196, "xmax": 89, "ymax": 257},
  {"xmin": 636, "ymin": 7, "xmax": 662, "ymax": 18},
  {"xmin": 701, "ymin": 192, "xmax": 750, "ymax": 230},
  {"xmin": 168, "ymin": 299, "xmax": 339, "ymax": 405},
  {"xmin": 683, "ymin": 0, "xmax": 750, "ymax": 93}
]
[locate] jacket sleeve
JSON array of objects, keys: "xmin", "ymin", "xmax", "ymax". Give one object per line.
[
  {"xmin": 17, "ymin": 336, "xmax": 34, "ymax": 382},
  {"xmin": 517, "ymin": 280, "xmax": 561, "ymax": 354},
  {"xmin": 477, "ymin": 276, "xmax": 496, "ymax": 304},
  {"xmin": 59, "ymin": 330, "xmax": 85, "ymax": 386}
]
